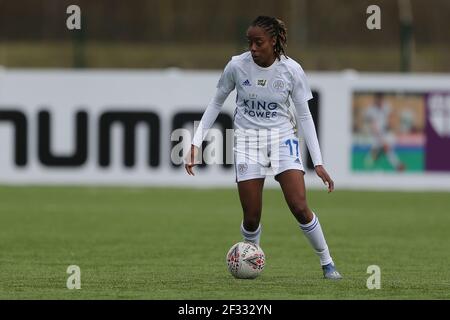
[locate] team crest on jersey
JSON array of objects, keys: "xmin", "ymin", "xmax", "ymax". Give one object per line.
[
  {"xmin": 238, "ymin": 163, "xmax": 248, "ymax": 174},
  {"xmin": 272, "ymin": 79, "xmax": 285, "ymax": 91},
  {"xmin": 256, "ymin": 79, "xmax": 267, "ymax": 87}
]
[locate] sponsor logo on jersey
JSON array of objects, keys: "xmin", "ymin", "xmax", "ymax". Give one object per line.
[
  {"xmin": 243, "ymin": 100, "xmax": 278, "ymax": 110},
  {"xmin": 242, "ymin": 99, "xmax": 278, "ymax": 118},
  {"xmin": 242, "ymin": 79, "xmax": 251, "ymax": 86},
  {"xmin": 257, "ymin": 79, "xmax": 267, "ymax": 87}
]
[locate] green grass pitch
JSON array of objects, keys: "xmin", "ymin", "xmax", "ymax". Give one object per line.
[{"xmin": 0, "ymin": 186, "xmax": 449, "ymax": 299}]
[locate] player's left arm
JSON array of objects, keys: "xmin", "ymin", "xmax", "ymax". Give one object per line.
[
  {"xmin": 294, "ymin": 100, "xmax": 334, "ymax": 193},
  {"xmin": 314, "ymin": 165, "xmax": 334, "ymax": 193},
  {"xmin": 290, "ymin": 64, "xmax": 334, "ymax": 192}
]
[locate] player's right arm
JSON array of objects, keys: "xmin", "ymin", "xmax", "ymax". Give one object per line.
[{"xmin": 185, "ymin": 60, "xmax": 235, "ymax": 176}]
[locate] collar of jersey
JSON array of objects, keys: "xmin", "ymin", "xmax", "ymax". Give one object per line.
[{"xmin": 251, "ymin": 57, "xmax": 279, "ymax": 71}]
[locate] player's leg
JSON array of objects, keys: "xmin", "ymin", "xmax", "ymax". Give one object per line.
[
  {"xmin": 372, "ymin": 146, "xmax": 382, "ymax": 162},
  {"xmin": 383, "ymin": 133, "xmax": 405, "ymax": 171},
  {"xmin": 275, "ymin": 169, "xmax": 312, "ymax": 224},
  {"xmin": 234, "ymin": 136, "xmax": 268, "ymax": 245},
  {"xmin": 275, "ymin": 169, "xmax": 342, "ymax": 279},
  {"xmin": 364, "ymin": 145, "xmax": 381, "ymax": 168},
  {"xmin": 237, "ymin": 178, "xmax": 265, "ymax": 245},
  {"xmin": 364, "ymin": 134, "xmax": 383, "ymax": 169}
]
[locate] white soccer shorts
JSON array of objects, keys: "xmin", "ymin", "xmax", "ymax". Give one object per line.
[{"xmin": 234, "ymin": 133, "xmax": 305, "ymax": 182}]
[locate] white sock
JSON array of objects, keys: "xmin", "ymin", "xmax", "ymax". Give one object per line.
[
  {"xmin": 299, "ymin": 212, "xmax": 333, "ymax": 266},
  {"xmin": 240, "ymin": 222, "xmax": 261, "ymax": 246}
]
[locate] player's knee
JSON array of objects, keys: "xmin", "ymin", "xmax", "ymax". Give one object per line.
[{"xmin": 290, "ymin": 200, "xmax": 308, "ymax": 218}]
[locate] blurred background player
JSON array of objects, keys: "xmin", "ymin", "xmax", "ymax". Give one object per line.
[
  {"xmin": 185, "ymin": 16, "xmax": 342, "ymax": 280},
  {"xmin": 364, "ymin": 92, "xmax": 406, "ymax": 171}
]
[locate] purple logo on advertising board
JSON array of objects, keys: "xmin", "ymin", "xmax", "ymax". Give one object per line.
[{"xmin": 425, "ymin": 93, "xmax": 450, "ymax": 171}]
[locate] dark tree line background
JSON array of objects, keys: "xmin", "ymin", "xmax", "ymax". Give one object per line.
[{"xmin": 0, "ymin": 0, "xmax": 448, "ymax": 71}]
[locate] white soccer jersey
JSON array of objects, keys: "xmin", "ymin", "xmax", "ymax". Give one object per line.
[
  {"xmin": 192, "ymin": 51, "xmax": 323, "ymax": 166},
  {"xmin": 365, "ymin": 104, "xmax": 392, "ymax": 134},
  {"xmin": 217, "ymin": 51, "xmax": 313, "ymax": 136}
]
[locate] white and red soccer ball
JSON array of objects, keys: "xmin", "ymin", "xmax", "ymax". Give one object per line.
[{"xmin": 226, "ymin": 241, "xmax": 265, "ymax": 279}]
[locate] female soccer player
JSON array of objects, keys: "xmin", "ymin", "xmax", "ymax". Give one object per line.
[{"xmin": 185, "ymin": 16, "xmax": 342, "ymax": 279}]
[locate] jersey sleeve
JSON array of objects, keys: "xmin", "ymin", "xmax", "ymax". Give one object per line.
[
  {"xmin": 293, "ymin": 100, "xmax": 323, "ymax": 166},
  {"xmin": 191, "ymin": 60, "xmax": 235, "ymax": 147},
  {"xmin": 191, "ymin": 89, "xmax": 230, "ymax": 147},
  {"xmin": 216, "ymin": 59, "xmax": 236, "ymax": 95},
  {"xmin": 290, "ymin": 63, "xmax": 313, "ymax": 105}
]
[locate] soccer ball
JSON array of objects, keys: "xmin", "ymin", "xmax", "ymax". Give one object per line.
[{"xmin": 226, "ymin": 241, "xmax": 265, "ymax": 279}]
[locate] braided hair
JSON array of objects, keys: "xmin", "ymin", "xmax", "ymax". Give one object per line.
[{"xmin": 250, "ymin": 16, "xmax": 288, "ymax": 60}]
